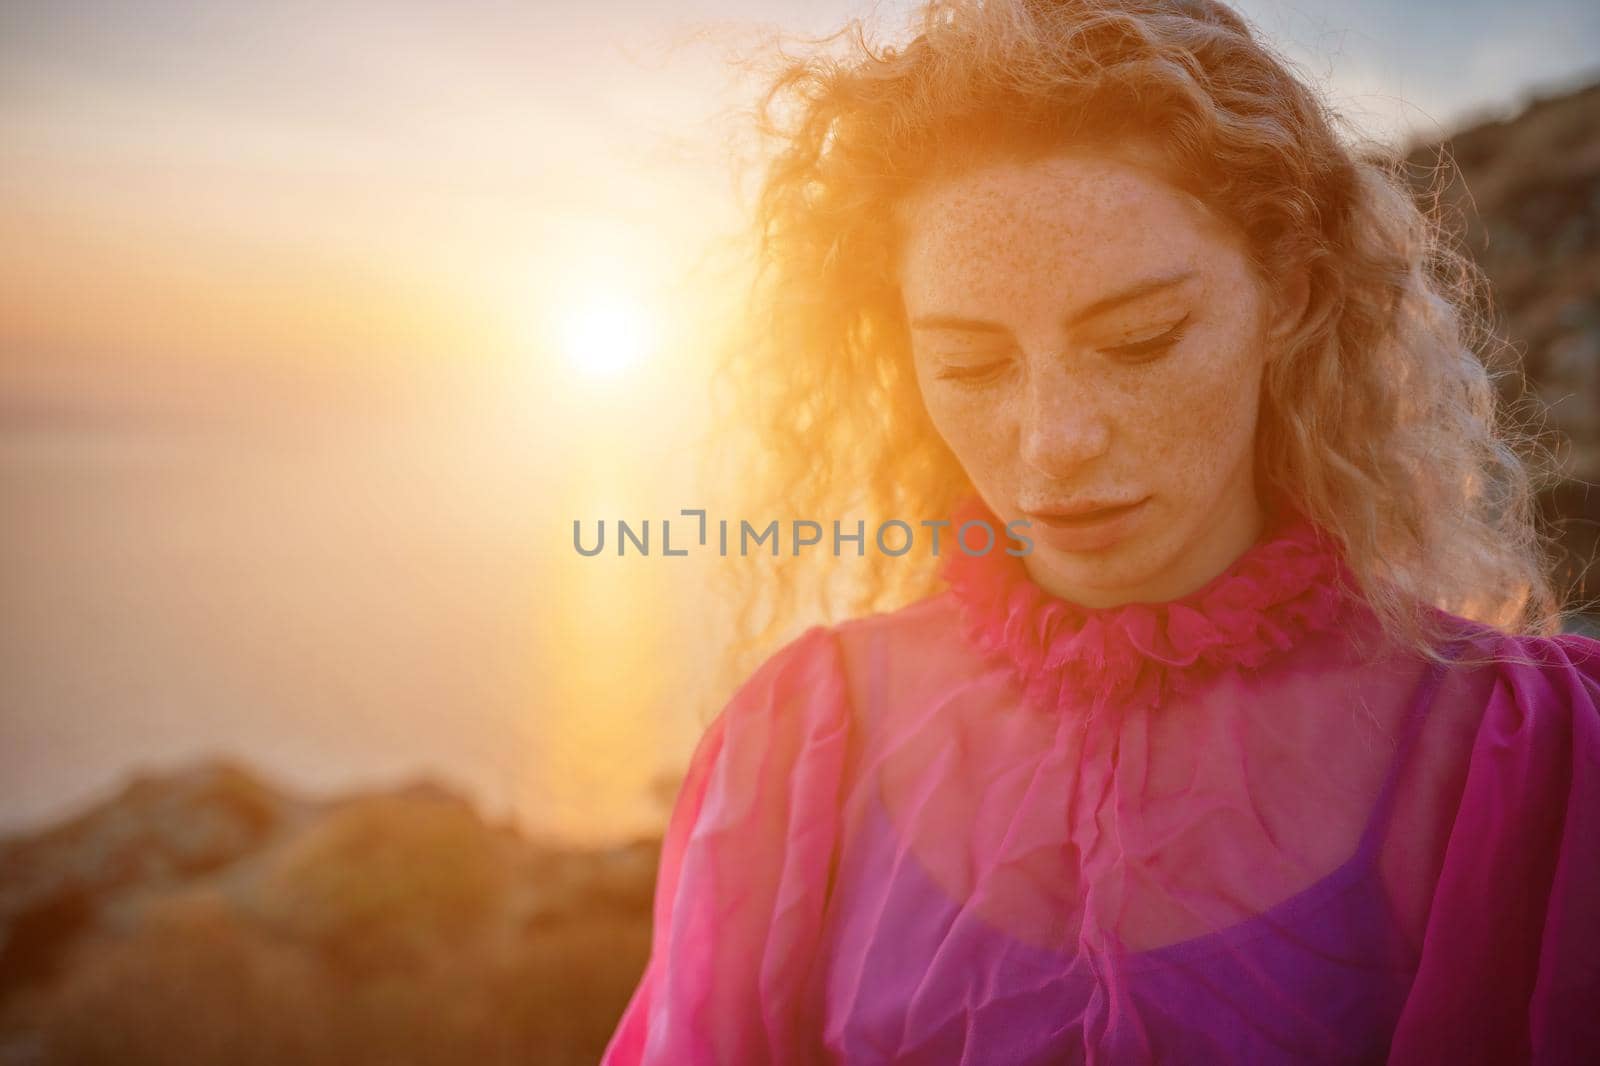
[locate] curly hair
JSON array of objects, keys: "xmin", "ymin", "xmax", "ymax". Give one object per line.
[{"xmin": 702, "ymin": 0, "xmax": 1564, "ymax": 694}]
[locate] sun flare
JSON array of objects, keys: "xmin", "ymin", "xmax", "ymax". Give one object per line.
[{"xmin": 558, "ymin": 293, "xmax": 655, "ymax": 378}]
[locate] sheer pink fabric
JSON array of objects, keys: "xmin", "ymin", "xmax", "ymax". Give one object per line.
[{"xmin": 603, "ymin": 495, "xmax": 1600, "ymax": 1065}]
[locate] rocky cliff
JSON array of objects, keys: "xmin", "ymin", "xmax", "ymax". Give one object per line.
[
  {"xmin": 0, "ymin": 761, "xmax": 657, "ymax": 1066},
  {"xmin": 1403, "ymin": 80, "xmax": 1600, "ymax": 610}
]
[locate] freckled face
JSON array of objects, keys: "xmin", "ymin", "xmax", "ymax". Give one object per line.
[{"xmin": 898, "ymin": 151, "xmax": 1282, "ymax": 608}]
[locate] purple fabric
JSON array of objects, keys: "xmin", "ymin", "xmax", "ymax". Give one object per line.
[
  {"xmin": 820, "ymin": 659, "xmax": 1439, "ymax": 1064},
  {"xmin": 603, "ymin": 497, "xmax": 1600, "ymax": 1064}
]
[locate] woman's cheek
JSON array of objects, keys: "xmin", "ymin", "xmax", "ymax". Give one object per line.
[
  {"xmin": 927, "ymin": 389, "xmax": 1015, "ymax": 481},
  {"xmin": 1151, "ymin": 346, "xmax": 1261, "ymax": 468},
  {"xmin": 930, "ymin": 383, "xmax": 992, "ymax": 435},
  {"xmin": 923, "ymin": 391, "xmax": 981, "ymax": 462}
]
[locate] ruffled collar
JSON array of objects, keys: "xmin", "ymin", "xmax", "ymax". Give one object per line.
[{"xmin": 938, "ymin": 493, "xmax": 1357, "ymax": 712}]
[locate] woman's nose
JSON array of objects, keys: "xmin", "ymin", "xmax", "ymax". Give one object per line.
[{"xmin": 1018, "ymin": 363, "xmax": 1111, "ymax": 478}]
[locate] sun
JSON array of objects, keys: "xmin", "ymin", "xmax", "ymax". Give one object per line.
[{"xmin": 558, "ymin": 292, "xmax": 655, "ymax": 379}]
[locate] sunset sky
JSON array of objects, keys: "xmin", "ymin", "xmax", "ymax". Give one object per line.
[
  {"xmin": 5, "ymin": 0, "xmax": 1597, "ymax": 398},
  {"xmin": 2, "ymin": 0, "xmax": 1596, "ymax": 845}
]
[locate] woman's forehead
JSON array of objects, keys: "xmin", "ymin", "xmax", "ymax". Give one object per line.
[{"xmin": 894, "ymin": 153, "xmax": 1234, "ymax": 310}]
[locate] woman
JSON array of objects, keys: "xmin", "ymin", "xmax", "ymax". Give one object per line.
[{"xmin": 604, "ymin": 0, "xmax": 1600, "ymax": 1062}]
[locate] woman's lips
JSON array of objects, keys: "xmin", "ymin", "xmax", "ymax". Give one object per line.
[{"xmin": 1021, "ymin": 497, "xmax": 1149, "ymax": 551}]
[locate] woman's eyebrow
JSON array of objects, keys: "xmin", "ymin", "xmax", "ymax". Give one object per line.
[
  {"xmin": 909, "ymin": 270, "xmax": 1197, "ymax": 333},
  {"xmin": 908, "ymin": 313, "xmax": 1010, "ymax": 334}
]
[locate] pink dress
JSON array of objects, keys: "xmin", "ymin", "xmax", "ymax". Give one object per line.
[{"xmin": 602, "ymin": 494, "xmax": 1600, "ymax": 1064}]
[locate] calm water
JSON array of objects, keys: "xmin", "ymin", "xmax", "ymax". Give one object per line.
[{"xmin": 0, "ymin": 376, "xmax": 717, "ymax": 847}]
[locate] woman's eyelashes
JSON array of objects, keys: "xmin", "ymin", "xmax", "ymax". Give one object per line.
[
  {"xmin": 1101, "ymin": 313, "xmax": 1192, "ymax": 362},
  {"xmin": 931, "ymin": 315, "xmax": 1193, "ymax": 386},
  {"xmin": 934, "ymin": 357, "xmax": 1012, "ymax": 385}
]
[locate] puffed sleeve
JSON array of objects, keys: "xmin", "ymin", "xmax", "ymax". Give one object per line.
[
  {"xmin": 601, "ymin": 625, "xmax": 853, "ymax": 1066},
  {"xmin": 1389, "ymin": 630, "xmax": 1600, "ymax": 1065}
]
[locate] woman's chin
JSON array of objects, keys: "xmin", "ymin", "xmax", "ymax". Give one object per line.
[{"xmin": 1022, "ymin": 545, "xmax": 1173, "ymax": 609}]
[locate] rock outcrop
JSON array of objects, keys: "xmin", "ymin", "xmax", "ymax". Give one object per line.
[
  {"xmin": 1403, "ymin": 81, "xmax": 1600, "ymax": 611},
  {"xmin": 0, "ymin": 761, "xmax": 658, "ymax": 1066}
]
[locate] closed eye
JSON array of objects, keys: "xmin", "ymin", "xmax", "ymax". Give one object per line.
[
  {"xmin": 1102, "ymin": 314, "xmax": 1191, "ymax": 361},
  {"xmin": 934, "ymin": 359, "xmax": 1011, "ymax": 385}
]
